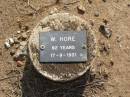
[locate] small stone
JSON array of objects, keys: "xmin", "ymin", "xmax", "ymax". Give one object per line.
[
  {"xmin": 13, "ymin": 49, "xmax": 27, "ymax": 61},
  {"xmin": 99, "ymin": 25, "xmax": 112, "ymax": 38},
  {"xmin": 50, "ymin": 8, "xmax": 58, "ymax": 15},
  {"xmin": 26, "ymin": 30, "xmax": 31, "ymax": 33},
  {"xmin": 94, "ymin": 11, "xmax": 99, "ymax": 17},
  {"xmin": 21, "ymin": 33, "xmax": 28, "ymax": 41},
  {"xmin": 10, "ymin": 49, "xmax": 15, "ymax": 56},
  {"xmin": 20, "ymin": 46, "xmax": 27, "ymax": 55},
  {"xmin": 77, "ymin": 5, "xmax": 86, "ymax": 14},
  {"xmin": 8, "ymin": 38, "xmax": 14, "ymax": 45},
  {"xmin": 13, "ymin": 37, "xmax": 20, "ymax": 44},
  {"xmin": 16, "ymin": 61, "xmax": 24, "ymax": 67},
  {"xmin": 22, "ymin": 48, "xmax": 27, "ymax": 55},
  {"xmin": 89, "ymin": 19, "xmax": 94, "ymax": 26},
  {"xmin": 119, "ymin": 44, "xmax": 122, "ymax": 48},
  {"xmin": 13, "ymin": 51, "xmax": 21, "ymax": 61},
  {"xmin": 17, "ymin": 31, "xmax": 21, "ymax": 34},
  {"xmin": 128, "ymin": 4, "xmax": 130, "ymax": 7},
  {"xmin": 103, "ymin": 19, "xmax": 108, "ymax": 25},
  {"xmin": 116, "ymin": 36, "xmax": 122, "ymax": 42},
  {"xmin": 110, "ymin": 60, "xmax": 114, "ymax": 66},
  {"xmin": 4, "ymin": 42, "xmax": 11, "ymax": 49},
  {"xmin": 20, "ymin": 41, "xmax": 27, "ymax": 46},
  {"xmin": 103, "ymin": 73, "xmax": 109, "ymax": 80}
]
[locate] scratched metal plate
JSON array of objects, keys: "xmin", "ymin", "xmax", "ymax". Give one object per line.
[{"xmin": 39, "ymin": 31, "xmax": 87, "ymax": 63}]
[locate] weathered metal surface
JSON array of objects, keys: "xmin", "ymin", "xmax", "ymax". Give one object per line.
[{"xmin": 39, "ymin": 31, "xmax": 87, "ymax": 63}]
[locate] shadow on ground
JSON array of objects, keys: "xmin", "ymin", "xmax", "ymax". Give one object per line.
[{"xmin": 21, "ymin": 59, "xmax": 103, "ymax": 97}]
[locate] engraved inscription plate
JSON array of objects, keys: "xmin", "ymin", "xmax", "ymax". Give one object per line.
[{"xmin": 39, "ymin": 31, "xmax": 87, "ymax": 63}]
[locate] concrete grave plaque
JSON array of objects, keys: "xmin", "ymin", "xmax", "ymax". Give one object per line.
[
  {"xmin": 39, "ymin": 31, "xmax": 87, "ymax": 63},
  {"xmin": 28, "ymin": 13, "xmax": 97, "ymax": 81}
]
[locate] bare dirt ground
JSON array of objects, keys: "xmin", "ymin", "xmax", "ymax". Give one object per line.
[{"xmin": 0, "ymin": 0, "xmax": 130, "ymax": 97}]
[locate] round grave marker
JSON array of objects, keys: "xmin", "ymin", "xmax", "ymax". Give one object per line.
[{"xmin": 28, "ymin": 13, "xmax": 97, "ymax": 82}]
